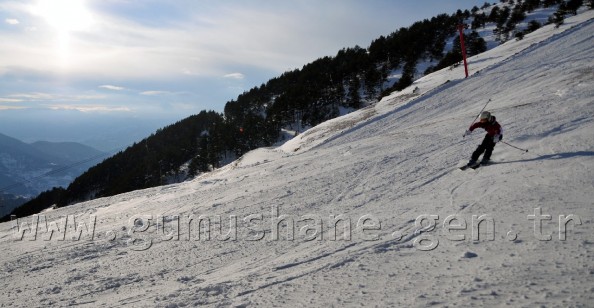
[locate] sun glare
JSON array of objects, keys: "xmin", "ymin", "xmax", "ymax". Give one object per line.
[
  {"xmin": 31, "ymin": 0, "xmax": 94, "ymax": 65},
  {"xmin": 34, "ymin": 0, "xmax": 94, "ymax": 33}
]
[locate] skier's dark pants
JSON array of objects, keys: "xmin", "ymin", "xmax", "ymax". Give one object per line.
[{"xmin": 472, "ymin": 135, "xmax": 495, "ymax": 161}]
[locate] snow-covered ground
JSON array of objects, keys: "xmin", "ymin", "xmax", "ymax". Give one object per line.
[{"xmin": 1, "ymin": 10, "xmax": 593, "ymax": 308}]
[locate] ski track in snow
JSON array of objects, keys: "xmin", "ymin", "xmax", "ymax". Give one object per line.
[{"xmin": 1, "ymin": 10, "xmax": 594, "ymax": 308}]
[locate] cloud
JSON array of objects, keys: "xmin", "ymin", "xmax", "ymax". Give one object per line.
[
  {"xmin": 0, "ymin": 1, "xmax": 390, "ymax": 81},
  {"xmin": 99, "ymin": 85, "xmax": 126, "ymax": 91},
  {"xmin": 8, "ymin": 93, "xmax": 56, "ymax": 100},
  {"xmin": 46, "ymin": 104, "xmax": 131, "ymax": 113},
  {"xmin": 0, "ymin": 105, "xmax": 27, "ymax": 110},
  {"xmin": 140, "ymin": 91, "xmax": 170, "ymax": 96},
  {"xmin": 182, "ymin": 68, "xmax": 200, "ymax": 76},
  {"xmin": 5, "ymin": 18, "xmax": 19, "ymax": 25},
  {"xmin": 6, "ymin": 92, "xmax": 106, "ymax": 101},
  {"xmin": 223, "ymin": 73, "xmax": 245, "ymax": 80},
  {"xmin": 0, "ymin": 98, "xmax": 24, "ymax": 103}
]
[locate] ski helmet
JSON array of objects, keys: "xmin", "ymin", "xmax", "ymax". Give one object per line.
[{"xmin": 479, "ymin": 111, "xmax": 492, "ymax": 122}]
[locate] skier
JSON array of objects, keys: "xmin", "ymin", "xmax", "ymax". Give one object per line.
[{"xmin": 464, "ymin": 111, "xmax": 502, "ymax": 167}]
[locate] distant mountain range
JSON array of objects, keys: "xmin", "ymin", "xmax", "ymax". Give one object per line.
[{"xmin": 0, "ymin": 132, "xmax": 106, "ymax": 217}]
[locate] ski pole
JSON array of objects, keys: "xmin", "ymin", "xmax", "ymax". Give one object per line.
[
  {"xmin": 501, "ymin": 141, "xmax": 528, "ymax": 153},
  {"xmin": 464, "ymin": 98, "xmax": 491, "ymax": 138}
]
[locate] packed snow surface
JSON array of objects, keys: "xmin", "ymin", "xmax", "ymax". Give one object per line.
[{"xmin": 1, "ymin": 11, "xmax": 593, "ymax": 307}]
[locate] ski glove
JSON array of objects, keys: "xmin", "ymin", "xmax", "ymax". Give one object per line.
[{"xmin": 493, "ymin": 134, "xmax": 502, "ymax": 143}]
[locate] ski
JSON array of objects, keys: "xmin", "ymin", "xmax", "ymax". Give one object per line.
[
  {"xmin": 466, "ymin": 161, "xmax": 493, "ymax": 170},
  {"xmin": 459, "ymin": 160, "xmax": 493, "ymax": 170},
  {"xmin": 459, "ymin": 163, "xmax": 479, "ymax": 170}
]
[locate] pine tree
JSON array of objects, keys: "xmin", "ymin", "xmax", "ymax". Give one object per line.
[
  {"xmin": 467, "ymin": 31, "xmax": 488, "ymax": 55},
  {"xmin": 552, "ymin": 9, "xmax": 566, "ymax": 27},
  {"xmin": 566, "ymin": 0, "xmax": 583, "ymax": 14},
  {"xmin": 346, "ymin": 77, "xmax": 362, "ymax": 109},
  {"xmin": 526, "ymin": 20, "xmax": 541, "ymax": 33}
]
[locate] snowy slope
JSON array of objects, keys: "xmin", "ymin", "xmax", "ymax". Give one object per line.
[{"xmin": 1, "ymin": 10, "xmax": 593, "ymax": 308}]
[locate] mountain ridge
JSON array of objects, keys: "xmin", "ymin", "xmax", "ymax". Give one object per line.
[{"xmin": 0, "ymin": 132, "xmax": 106, "ymax": 217}]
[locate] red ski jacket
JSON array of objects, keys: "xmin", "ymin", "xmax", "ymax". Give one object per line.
[{"xmin": 469, "ymin": 116, "xmax": 502, "ymax": 136}]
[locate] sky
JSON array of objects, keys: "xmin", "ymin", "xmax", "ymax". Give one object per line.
[{"xmin": 0, "ymin": 0, "xmax": 487, "ymax": 150}]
